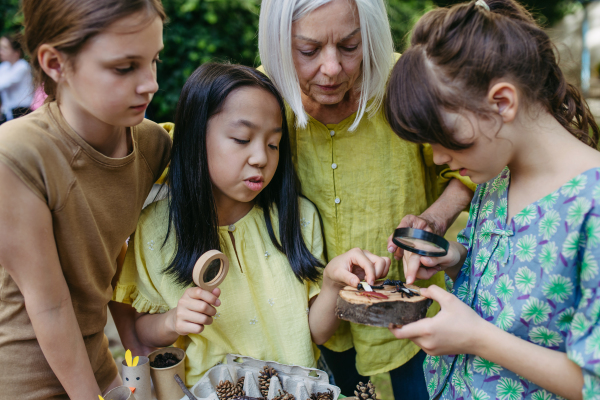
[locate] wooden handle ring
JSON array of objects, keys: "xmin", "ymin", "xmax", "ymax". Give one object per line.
[{"xmin": 192, "ymin": 250, "xmax": 229, "ymax": 291}]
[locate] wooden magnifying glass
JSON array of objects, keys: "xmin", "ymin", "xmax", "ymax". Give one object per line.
[{"xmin": 192, "ymin": 250, "xmax": 229, "ymax": 291}]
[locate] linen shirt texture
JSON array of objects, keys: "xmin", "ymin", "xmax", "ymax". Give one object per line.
[
  {"xmin": 0, "ymin": 102, "xmax": 172, "ymax": 399},
  {"xmin": 426, "ymin": 167, "xmax": 600, "ymax": 400},
  {"xmin": 113, "ymin": 198, "xmax": 324, "ymax": 386}
]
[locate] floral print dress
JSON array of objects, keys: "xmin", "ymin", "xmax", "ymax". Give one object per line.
[{"xmin": 425, "ymin": 167, "xmax": 600, "ymax": 400}]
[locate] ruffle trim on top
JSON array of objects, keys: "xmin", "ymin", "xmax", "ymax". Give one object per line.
[{"xmin": 112, "ymin": 283, "xmax": 170, "ymax": 314}]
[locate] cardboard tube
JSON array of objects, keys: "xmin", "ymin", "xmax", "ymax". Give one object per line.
[
  {"xmin": 122, "ymin": 356, "xmax": 151, "ymax": 400},
  {"xmin": 192, "ymin": 250, "xmax": 229, "ymax": 291},
  {"xmin": 104, "ymin": 386, "xmax": 136, "ymax": 400},
  {"xmin": 148, "ymin": 347, "xmax": 186, "ymax": 400}
]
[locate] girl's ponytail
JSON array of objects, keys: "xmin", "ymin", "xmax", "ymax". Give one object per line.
[{"xmin": 541, "ymin": 50, "xmax": 599, "ymax": 147}]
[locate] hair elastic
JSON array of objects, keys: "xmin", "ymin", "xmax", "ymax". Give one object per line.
[{"xmin": 475, "ymin": 0, "xmax": 490, "ymax": 11}]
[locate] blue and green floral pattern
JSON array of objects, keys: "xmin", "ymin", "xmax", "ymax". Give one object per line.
[{"xmin": 425, "ymin": 167, "xmax": 600, "ymax": 399}]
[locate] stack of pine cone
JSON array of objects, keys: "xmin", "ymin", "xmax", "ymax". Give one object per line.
[
  {"xmin": 258, "ymin": 366, "xmax": 279, "ymax": 397},
  {"xmin": 354, "ymin": 381, "xmax": 377, "ymax": 400},
  {"xmin": 272, "ymin": 390, "xmax": 295, "ymax": 400},
  {"xmin": 310, "ymin": 389, "xmax": 334, "ymax": 400},
  {"xmin": 216, "ymin": 377, "xmax": 245, "ymax": 400}
]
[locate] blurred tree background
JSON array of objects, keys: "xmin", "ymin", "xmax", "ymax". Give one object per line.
[{"xmin": 0, "ymin": 0, "xmax": 582, "ymax": 121}]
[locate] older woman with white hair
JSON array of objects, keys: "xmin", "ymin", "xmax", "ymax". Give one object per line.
[{"xmin": 258, "ymin": 0, "xmax": 475, "ymax": 398}]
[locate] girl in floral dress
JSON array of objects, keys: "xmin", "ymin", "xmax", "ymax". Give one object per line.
[{"xmin": 383, "ymin": 0, "xmax": 600, "ymax": 399}]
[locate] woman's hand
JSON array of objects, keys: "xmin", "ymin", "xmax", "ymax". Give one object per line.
[
  {"xmin": 323, "ymin": 248, "xmax": 391, "ymax": 289},
  {"xmin": 401, "ymin": 241, "xmax": 467, "ymax": 284},
  {"xmin": 387, "ymin": 214, "xmax": 442, "ymax": 261},
  {"xmin": 388, "ymin": 285, "xmax": 485, "ymax": 356},
  {"xmin": 167, "ymin": 287, "xmax": 221, "ymax": 336}
]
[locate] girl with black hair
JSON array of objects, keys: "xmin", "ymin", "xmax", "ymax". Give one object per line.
[{"xmin": 114, "ymin": 63, "xmax": 390, "ymax": 385}]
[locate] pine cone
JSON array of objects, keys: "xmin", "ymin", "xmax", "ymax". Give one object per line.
[
  {"xmin": 236, "ymin": 376, "xmax": 245, "ymax": 392},
  {"xmin": 272, "ymin": 390, "xmax": 295, "ymax": 400},
  {"xmin": 216, "ymin": 379, "xmax": 245, "ymax": 400},
  {"xmin": 258, "ymin": 366, "xmax": 279, "ymax": 397},
  {"xmin": 310, "ymin": 389, "xmax": 334, "ymax": 400},
  {"xmin": 354, "ymin": 380, "xmax": 377, "ymax": 400}
]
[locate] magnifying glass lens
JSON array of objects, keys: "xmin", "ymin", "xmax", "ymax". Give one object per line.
[
  {"xmin": 203, "ymin": 259, "xmax": 222, "ymax": 283},
  {"xmin": 394, "ymin": 237, "xmax": 446, "ymax": 252},
  {"xmin": 392, "ymin": 228, "xmax": 449, "ymax": 257}
]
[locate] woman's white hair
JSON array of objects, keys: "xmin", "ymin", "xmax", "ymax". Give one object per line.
[{"xmin": 259, "ymin": 0, "xmax": 394, "ymax": 131}]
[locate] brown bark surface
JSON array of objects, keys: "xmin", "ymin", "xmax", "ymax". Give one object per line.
[{"xmin": 335, "ymin": 283, "xmax": 432, "ymax": 328}]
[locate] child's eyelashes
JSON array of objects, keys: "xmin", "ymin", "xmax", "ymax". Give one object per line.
[
  {"xmin": 115, "ymin": 65, "xmax": 135, "ymax": 74},
  {"xmin": 114, "ymin": 58, "xmax": 161, "ymax": 75},
  {"xmin": 232, "ymin": 138, "xmax": 279, "ymax": 150}
]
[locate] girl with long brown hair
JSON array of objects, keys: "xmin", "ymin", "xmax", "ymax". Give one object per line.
[
  {"xmin": 0, "ymin": 0, "xmax": 171, "ymax": 398},
  {"xmin": 385, "ymin": 0, "xmax": 600, "ymax": 398}
]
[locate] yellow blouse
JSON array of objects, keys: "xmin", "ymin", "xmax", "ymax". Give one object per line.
[
  {"xmin": 113, "ymin": 198, "xmax": 324, "ymax": 385},
  {"xmin": 286, "ymin": 103, "xmax": 475, "ymax": 376}
]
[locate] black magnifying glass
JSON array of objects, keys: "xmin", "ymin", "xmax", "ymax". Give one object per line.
[{"xmin": 392, "ymin": 227, "xmax": 450, "ymax": 257}]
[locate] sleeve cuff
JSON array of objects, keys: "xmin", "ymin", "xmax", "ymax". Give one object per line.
[
  {"xmin": 112, "ymin": 283, "xmax": 170, "ymax": 314},
  {"xmin": 440, "ymin": 168, "xmax": 477, "ymax": 192}
]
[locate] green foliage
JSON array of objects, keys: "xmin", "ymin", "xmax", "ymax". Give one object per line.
[
  {"xmin": 151, "ymin": 0, "xmax": 261, "ymax": 120},
  {"xmin": 0, "ymin": 0, "xmax": 22, "ymax": 36},
  {"xmin": 387, "ymin": 0, "xmax": 435, "ymax": 51}
]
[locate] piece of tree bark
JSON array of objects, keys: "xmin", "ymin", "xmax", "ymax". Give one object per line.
[{"xmin": 335, "ymin": 283, "xmax": 432, "ymax": 328}]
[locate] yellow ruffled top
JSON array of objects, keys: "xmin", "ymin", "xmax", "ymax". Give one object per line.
[{"xmin": 114, "ymin": 197, "xmax": 324, "ymax": 386}]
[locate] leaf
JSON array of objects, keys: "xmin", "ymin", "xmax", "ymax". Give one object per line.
[
  {"xmin": 484, "ymin": 375, "xmax": 501, "ymax": 382},
  {"xmin": 560, "ymin": 253, "xmax": 568, "ymax": 266},
  {"xmin": 125, "ymin": 349, "xmax": 133, "ymax": 367},
  {"xmin": 133, "ymin": 356, "xmax": 139, "ymax": 367}
]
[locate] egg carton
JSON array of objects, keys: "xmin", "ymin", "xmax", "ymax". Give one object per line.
[{"xmin": 180, "ymin": 354, "xmax": 341, "ymax": 400}]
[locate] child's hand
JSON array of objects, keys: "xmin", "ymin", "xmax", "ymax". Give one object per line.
[
  {"xmin": 167, "ymin": 287, "xmax": 221, "ymax": 336},
  {"xmin": 323, "ymin": 248, "xmax": 391, "ymax": 289},
  {"xmin": 403, "ymin": 241, "xmax": 466, "ymax": 284},
  {"xmin": 388, "ymin": 285, "xmax": 487, "ymax": 356}
]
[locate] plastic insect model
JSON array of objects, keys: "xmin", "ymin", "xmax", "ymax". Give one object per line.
[
  {"xmin": 382, "ymin": 279, "xmax": 420, "ymax": 298},
  {"xmin": 356, "ymin": 282, "xmax": 389, "ymax": 299}
]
